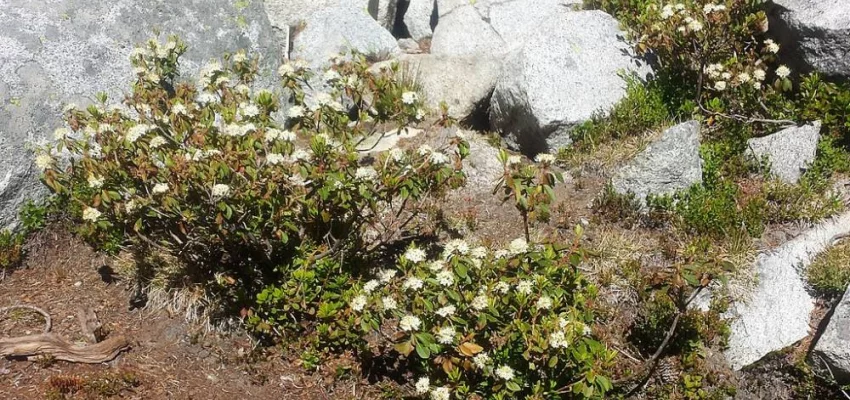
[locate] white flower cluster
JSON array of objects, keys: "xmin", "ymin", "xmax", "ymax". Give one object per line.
[
  {"xmin": 211, "ymin": 184, "xmax": 231, "ymax": 198},
  {"xmin": 82, "ymin": 206, "xmax": 101, "ymax": 222},
  {"xmin": 702, "ymin": 3, "xmax": 726, "ymax": 14}
]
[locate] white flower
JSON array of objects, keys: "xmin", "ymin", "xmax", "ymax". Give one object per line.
[
  {"xmin": 389, "ymin": 148, "xmax": 405, "ymax": 163},
  {"xmin": 493, "ymin": 249, "xmax": 509, "ymax": 259},
  {"xmin": 363, "ymin": 279, "xmax": 380, "ymax": 294},
  {"xmin": 687, "ymin": 20, "xmax": 703, "ymax": 32},
  {"xmin": 582, "ymin": 323, "xmax": 592, "ymax": 336},
  {"xmin": 436, "ymin": 326, "xmax": 455, "ymax": 344},
  {"xmin": 436, "ymin": 270, "xmax": 455, "ymax": 286},
  {"xmin": 404, "ymin": 247, "xmax": 427, "ymax": 263},
  {"xmin": 82, "ymin": 207, "xmax": 101, "ymax": 222},
  {"xmin": 355, "ymin": 166, "xmax": 378, "ymax": 182},
  {"xmin": 287, "ymin": 105, "xmax": 306, "ymax": 119},
  {"xmin": 436, "ymin": 305, "xmax": 456, "ymax": 318},
  {"xmin": 429, "ymin": 152, "xmax": 450, "ymax": 165},
  {"xmin": 765, "ymin": 39, "xmax": 780, "ymax": 54},
  {"xmin": 721, "ymin": 72, "xmax": 732, "ymax": 80},
  {"xmin": 714, "ymin": 81, "xmax": 727, "ymax": 91},
  {"xmin": 415, "ymin": 377, "xmax": 430, "ymax": 395},
  {"xmin": 675, "ymin": 3, "xmax": 685, "ymax": 10},
  {"xmin": 661, "ymin": 5, "xmax": 674, "ymax": 19},
  {"xmin": 401, "ymin": 91, "xmax": 418, "ymax": 105},
  {"xmin": 753, "ymin": 81, "xmax": 762, "ymax": 90},
  {"xmin": 559, "ymin": 317, "xmax": 569, "ymax": 329},
  {"xmin": 278, "ymin": 63, "xmax": 295, "ymax": 77},
  {"xmin": 415, "ymin": 108, "xmax": 426, "ymax": 121},
  {"xmin": 124, "ymin": 200, "xmax": 140, "ymax": 214},
  {"xmin": 171, "ymin": 103, "xmax": 188, "ymax": 116},
  {"xmin": 417, "ymin": 145, "xmax": 433, "ymax": 156},
  {"xmin": 399, "ymin": 315, "xmax": 422, "ymax": 331},
  {"xmin": 290, "ymin": 149, "xmax": 311, "ymax": 162},
  {"xmin": 429, "ymin": 260, "xmax": 445, "ymax": 272},
  {"xmin": 536, "ymin": 296, "xmax": 553, "ymax": 310},
  {"xmin": 126, "ymin": 124, "xmax": 152, "ymax": 143},
  {"xmin": 323, "ymin": 69, "xmax": 341, "ymax": 82},
  {"xmin": 345, "ymin": 75, "xmax": 360, "ymax": 89},
  {"xmin": 149, "ymin": 136, "xmax": 167, "ymax": 149},
  {"xmin": 444, "ymin": 239, "xmax": 470, "ymax": 256},
  {"xmin": 471, "ymin": 246, "xmax": 487, "ymax": 259},
  {"xmin": 737, "ymin": 72, "xmax": 751, "ymax": 84},
  {"xmin": 239, "ymin": 103, "xmax": 260, "ymax": 118},
  {"xmin": 495, "ymin": 281, "xmax": 510, "ymax": 294},
  {"xmin": 473, "ymin": 353, "xmax": 491, "ymax": 369},
  {"xmin": 232, "ymin": 52, "xmax": 247, "ymax": 63},
  {"xmin": 87, "ymin": 174, "xmax": 104, "ymax": 189},
  {"xmin": 152, "ymin": 183, "xmax": 169, "ymax": 195},
  {"xmin": 753, "ymin": 69, "xmax": 766, "ymax": 81},
  {"xmin": 211, "ymin": 184, "xmax": 231, "ymax": 198},
  {"xmin": 550, "ymin": 330, "xmax": 569, "ymax": 349},
  {"xmin": 517, "ymin": 280, "xmax": 534, "ymax": 295},
  {"xmin": 351, "ymin": 295, "xmax": 367, "ymax": 312},
  {"xmin": 53, "ymin": 128, "xmax": 70, "ymax": 141},
  {"xmin": 403, "ymin": 277, "xmax": 424, "ymax": 291},
  {"xmin": 509, "ymin": 238, "xmax": 529, "ymax": 254},
  {"xmin": 495, "ymin": 365, "xmax": 515, "ymax": 381},
  {"xmin": 62, "ymin": 103, "xmax": 78, "ymax": 113},
  {"xmin": 264, "ymin": 129, "xmax": 280, "ymax": 143},
  {"xmin": 506, "ymin": 155, "xmax": 522, "ymax": 166},
  {"xmin": 280, "ymin": 130, "xmax": 296, "ymax": 142},
  {"xmin": 379, "ymin": 269, "xmax": 397, "ymax": 283},
  {"xmin": 430, "ymin": 387, "xmax": 450, "ymax": 400},
  {"xmin": 471, "ymin": 294, "xmax": 489, "ymax": 311},
  {"xmin": 705, "ymin": 63, "xmax": 724, "ymax": 79},
  {"xmin": 677, "ymin": 26, "xmax": 687, "ymax": 33},
  {"xmin": 223, "ymin": 123, "xmax": 256, "ymax": 137},
  {"xmin": 534, "ymin": 153, "xmax": 556, "ymax": 164},
  {"xmin": 197, "ymin": 92, "xmax": 218, "ymax": 105},
  {"xmin": 266, "ymin": 153, "xmax": 285, "ymax": 165},
  {"xmin": 377, "ymin": 296, "xmax": 396, "ymax": 311},
  {"xmin": 776, "ymin": 65, "xmax": 791, "ymax": 78}
]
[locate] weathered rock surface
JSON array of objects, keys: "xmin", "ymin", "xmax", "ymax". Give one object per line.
[
  {"xmin": 725, "ymin": 211, "xmax": 850, "ymax": 370},
  {"xmin": 813, "ymin": 282, "xmax": 850, "ymax": 383},
  {"xmin": 429, "ymin": 4, "xmax": 506, "ymax": 57},
  {"xmin": 0, "ymin": 0, "xmax": 280, "ymax": 229},
  {"xmin": 769, "ymin": 0, "xmax": 850, "ymax": 79},
  {"xmin": 489, "ymin": 10, "xmax": 651, "ymax": 154},
  {"xmin": 368, "ymin": 0, "xmax": 399, "ymax": 30},
  {"xmin": 611, "ymin": 121, "xmax": 703, "ymax": 201},
  {"xmin": 403, "ymin": 0, "xmax": 436, "ymax": 41},
  {"xmin": 395, "ymin": 54, "xmax": 502, "ymax": 121},
  {"xmin": 747, "ymin": 121, "xmax": 821, "ymax": 184},
  {"xmin": 291, "ymin": 5, "xmax": 399, "ymax": 67},
  {"xmin": 487, "ymin": 0, "xmax": 582, "ymax": 49}
]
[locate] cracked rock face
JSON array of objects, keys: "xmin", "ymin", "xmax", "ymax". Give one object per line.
[
  {"xmin": 0, "ymin": 0, "xmax": 280, "ymax": 229},
  {"xmin": 769, "ymin": 0, "xmax": 850, "ymax": 78},
  {"xmin": 725, "ymin": 211, "xmax": 850, "ymax": 370},
  {"xmin": 610, "ymin": 121, "xmax": 703, "ymax": 201},
  {"xmin": 747, "ymin": 121, "xmax": 821, "ymax": 184}
]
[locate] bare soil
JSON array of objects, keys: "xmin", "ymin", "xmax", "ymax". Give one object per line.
[{"xmin": 0, "ymin": 227, "xmax": 381, "ymax": 400}]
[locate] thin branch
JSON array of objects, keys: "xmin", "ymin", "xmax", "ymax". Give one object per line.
[{"xmin": 0, "ymin": 305, "xmax": 52, "ymax": 333}]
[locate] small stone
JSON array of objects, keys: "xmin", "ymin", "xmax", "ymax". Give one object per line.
[
  {"xmin": 747, "ymin": 121, "xmax": 821, "ymax": 184},
  {"xmin": 74, "ymin": 281, "xmax": 82, "ymax": 287}
]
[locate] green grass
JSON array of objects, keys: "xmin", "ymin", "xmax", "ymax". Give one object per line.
[{"xmin": 807, "ymin": 240, "xmax": 850, "ymax": 299}]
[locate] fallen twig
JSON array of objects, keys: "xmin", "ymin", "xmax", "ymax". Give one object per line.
[{"xmin": 0, "ymin": 305, "xmax": 52, "ymax": 333}]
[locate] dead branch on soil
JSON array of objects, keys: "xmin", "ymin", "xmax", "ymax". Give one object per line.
[{"xmin": 0, "ymin": 304, "xmax": 129, "ymax": 363}]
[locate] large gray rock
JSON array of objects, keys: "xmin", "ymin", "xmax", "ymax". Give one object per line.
[
  {"xmin": 611, "ymin": 121, "xmax": 703, "ymax": 201},
  {"xmin": 369, "ymin": 0, "xmax": 400, "ymax": 30},
  {"xmin": 814, "ymin": 283, "xmax": 850, "ymax": 383},
  {"xmin": 431, "ymin": 0, "xmax": 580, "ymax": 57},
  {"xmin": 430, "ymin": 4, "xmax": 505, "ymax": 57},
  {"xmin": 725, "ymin": 211, "xmax": 850, "ymax": 370},
  {"xmin": 0, "ymin": 0, "xmax": 280, "ymax": 229},
  {"xmin": 489, "ymin": 10, "xmax": 651, "ymax": 154},
  {"xmin": 747, "ymin": 121, "xmax": 821, "ymax": 184},
  {"xmin": 769, "ymin": 0, "xmax": 850, "ymax": 79},
  {"xmin": 396, "ymin": 54, "xmax": 501, "ymax": 121},
  {"xmin": 291, "ymin": 5, "xmax": 400, "ymax": 67},
  {"xmin": 403, "ymin": 0, "xmax": 436, "ymax": 41}
]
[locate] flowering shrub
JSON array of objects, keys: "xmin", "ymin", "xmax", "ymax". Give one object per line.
[
  {"xmin": 351, "ymin": 235, "xmax": 616, "ymax": 399},
  {"xmin": 36, "ymin": 36, "xmax": 468, "ymax": 335},
  {"xmin": 495, "ymin": 150, "xmax": 563, "ymax": 241}
]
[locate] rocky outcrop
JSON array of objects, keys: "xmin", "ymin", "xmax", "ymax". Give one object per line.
[
  {"xmin": 724, "ymin": 211, "xmax": 850, "ymax": 370},
  {"xmin": 0, "ymin": 0, "xmax": 280, "ymax": 229},
  {"xmin": 813, "ymin": 282, "xmax": 850, "ymax": 383},
  {"xmin": 395, "ymin": 54, "xmax": 502, "ymax": 122},
  {"xmin": 769, "ymin": 0, "xmax": 850, "ymax": 79},
  {"xmin": 291, "ymin": 6, "xmax": 399, "ymax": 67},
  {"xmin": 489, "ymin": 10, "xmax": 651, "ymax": 154},
  {"xmin": 747, "ymin": 122, "xmax": 821, "ymax": 184},
  {"xmin": 402, "ymin": 0, "xmax": 436, "ymax": 41},
  {"xmin": 611, "ymin": 121, "xmax": 703, "ymax": 201},
  {"xmin": 430, "ymin": 4, "xmax": 505, "ymax": 57}
]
